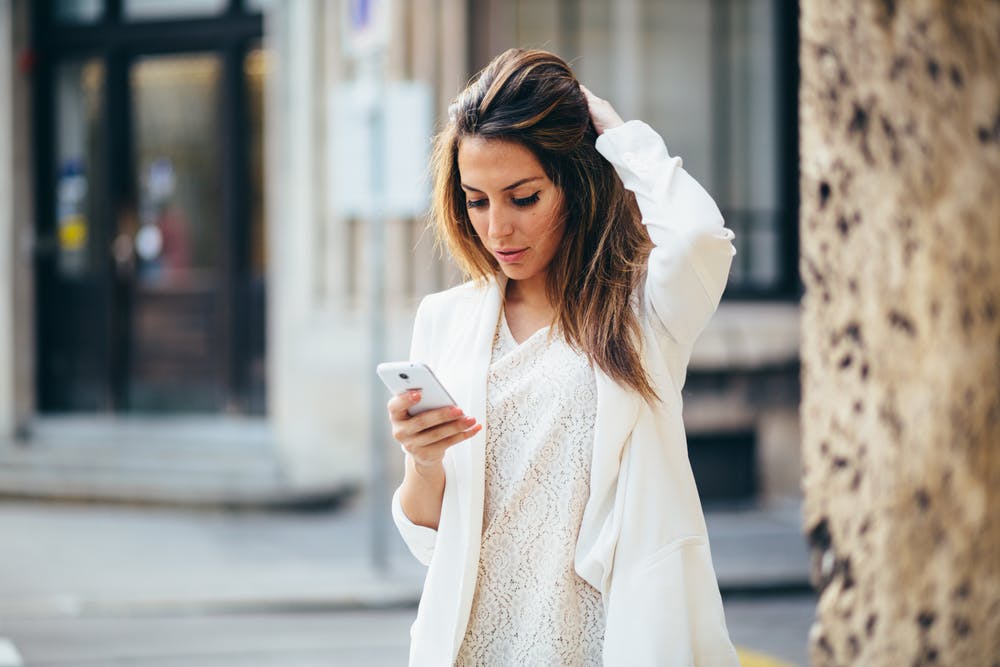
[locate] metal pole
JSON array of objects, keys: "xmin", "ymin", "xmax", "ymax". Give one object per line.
[{"xmin": 364, "ymin": 52, "xmax": 390, "ymax": 574}]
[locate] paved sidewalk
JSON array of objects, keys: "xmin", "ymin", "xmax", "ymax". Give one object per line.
[
  {"xmin": 0, "ymin": 415, "xmax": 812, "ymax": 618},
  {"xmin": 0, "ymin": 497, "xmax": 425, "ymax": 620},
  {"xmin": 0, "ymin": 497, "xmax": 810, "ymax": 622},
  {"xmin": 0, "ymin": 498, "xmax": 813, "ymax": 665},
  {"xmin": 0, "ymin": 416, "xmax": 347, "ymax": 508}
]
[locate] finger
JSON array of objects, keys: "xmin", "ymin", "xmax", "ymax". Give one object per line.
[
  {"xmin": 393, "ymin": 404, "xmax": 467, "ymax": 442},
  {"xmin": 433, "ymin": 422, "xmax": 483, "ymax": 451},
  {"xmin": 387, "ymin": 389, "xmax": 423, "ymax": 420},
  {"xmin": 580, "ymin": 84, "xmax": 604, "ymax": 105},
  {"xmin": 407, "ymin": 404, "xmax": 466, "ymax": 432},
  {"xmin": 411, "ymin": 423, "xmax": 483, "ymax": 460},
  {"xmin": 408, "ymin": 414, "xmax": 479, "ymax": 449}
]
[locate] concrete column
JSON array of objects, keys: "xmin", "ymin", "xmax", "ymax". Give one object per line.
[
  {"xmin": 437, "ymin": 0, "xmax": 468, "ymax": 291},
  {"xmin": 610, "ymin": 0, "xmax": 640, "ymax": 121},
  {"xmin": 264, "ymin": 0, "xmax": 420, "ymax": 492},
  {"xmin": 800, "ymin": 2, "xmax": 1000, "ymax": 664},
  {"xmin": 0, "ymin": 0, "xmax": 13, "ymax": 435},
  {"xmin": 0, "ymin": 0, "xmax": 32, "ymax": 439},
  {"xmin": 439, "ymin": 0, "xmax": 468, "ymax": 109},
  {"xmin": 267, "ymin": 0, "xmax": 366, "ymax": 490}
]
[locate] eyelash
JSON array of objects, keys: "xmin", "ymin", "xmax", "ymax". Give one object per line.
[
  {"xmin": 514, "ymin": 192, "xmax": 540, "ymax": 207},
  {"xmin": 466, "ymin": 191, "xmax": 541, "ymax": 210}
]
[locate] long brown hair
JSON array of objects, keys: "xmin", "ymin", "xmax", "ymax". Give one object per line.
[{"xmin": 430, "ymin": 48, "xmax": 657, "ymax": 401}]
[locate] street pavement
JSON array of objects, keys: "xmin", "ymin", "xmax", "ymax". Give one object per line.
[
  {"xmin": 0, "ymin": 419, "xmax": 815, "ymax": 665},
  {"xmin": 0, "ymin": 496, "xmax": 815, "ymax": 666},
  {"xmin": 0, "ymin": 600, "xmax": 818, "ymax": 666}
]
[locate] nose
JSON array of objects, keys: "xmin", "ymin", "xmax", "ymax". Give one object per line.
[{"xmin": 487, "ymin": 207, "xmax": 513, "ymax": 240}]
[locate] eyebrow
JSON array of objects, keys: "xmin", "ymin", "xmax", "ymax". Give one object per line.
[{"xmin": 460, "ymin": 176, "xmax": 544, "ymax": 193}]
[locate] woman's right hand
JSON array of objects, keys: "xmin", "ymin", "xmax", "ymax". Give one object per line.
[
  {"xmin": 580, "ymin": 84, "xmax": 624, "ymax": 135},
  {"xmin": 388, "ymin": 391, "xmax": 482, "ymax": 469}
]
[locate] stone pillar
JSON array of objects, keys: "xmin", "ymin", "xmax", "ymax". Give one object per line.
[
  {"xmin": 0, "ymin": 0, "xmax": 13, "ymax": 435},
  {"xmin": 800, "ymin": 1, "xmax": 1000, "ymax": 665},
  {"xmin": 0, "ymin": 0, "xmax": 33, "ymax": 439}
]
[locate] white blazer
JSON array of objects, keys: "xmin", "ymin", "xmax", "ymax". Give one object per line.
[{"xmin": 392, "ymin": 121, "xmax": 741, "ymax": 666}]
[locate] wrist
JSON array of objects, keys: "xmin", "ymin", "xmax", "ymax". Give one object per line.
[
  {"xmin": 602, "ymin": 118, "xmax": 624, "ymax": 133},
  {"xmin": 407, "ymin": 454, "xmax": 444, "ymax": 479}
]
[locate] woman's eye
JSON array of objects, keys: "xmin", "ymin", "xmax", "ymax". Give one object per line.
[
  {"xmin": 513, "ymin": 192, "xmax": 540, "ymax": 208},
  {"xmin": 466, "ymin": 198, "xmax": 487, "ymax": 209}
]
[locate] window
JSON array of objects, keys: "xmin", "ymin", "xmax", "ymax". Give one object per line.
[
  {"xmin": 471, "ymin": 0, "xmax": 799, "ymax": 298},
  {"xmin": 53, "ymin": 0, "xmax": 104, "ymax": 24},
  {"xmin": 123, "ymin": 0, "xmax": 226, "ymax": 21}
]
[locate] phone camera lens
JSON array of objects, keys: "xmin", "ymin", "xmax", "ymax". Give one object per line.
[{"xmin": 399, "ymin": 373, "xmax": 409, "ymax": 380}]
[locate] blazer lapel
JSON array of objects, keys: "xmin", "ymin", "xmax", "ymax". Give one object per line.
[
  {"xmin": 448, "ymin": 275, "xmax": 504, "ymax": 657},
  {"xmin": 575, "ymin": 367, "xmax": 642, "ymax": 598}
]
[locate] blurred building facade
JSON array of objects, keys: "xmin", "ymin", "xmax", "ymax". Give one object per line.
[{"xmin": 0, "ymin": 0, "xmax": 801, "ymax": 502}]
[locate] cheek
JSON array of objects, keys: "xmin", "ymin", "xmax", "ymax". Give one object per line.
[
  {"xmin": 538, "ymin": 204, "xmax": 566, "ymax": 244},
  {"xmin": 467, "ymin": 214, "xmax": 488, "ymax": 241}
]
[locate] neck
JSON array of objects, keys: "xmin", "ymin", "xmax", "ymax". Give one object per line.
[{"xmin": 505, "ymin": 273, "xmax": 552, "ymax": 311}]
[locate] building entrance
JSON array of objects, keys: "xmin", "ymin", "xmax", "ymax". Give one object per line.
[{"xmin": 34, "ymin": 3, "xmax": 266, "ymax": 413}]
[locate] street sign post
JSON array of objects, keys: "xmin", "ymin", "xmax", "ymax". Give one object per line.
[
  {"xmin": 342, "ymin": 0, "xmax": 392, "ymax": 574},
  {"xmin": 341, "ymin": 0, "xmax": 391, "ymax": 59},
  {"xmin": 335, "ymin": 0, "xmax": 431, "ymax": 575}
]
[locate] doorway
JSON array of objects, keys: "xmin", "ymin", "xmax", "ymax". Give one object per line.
[{"xmin": 34, "ymin": 2, "xmax": 267, "ymax": 413}]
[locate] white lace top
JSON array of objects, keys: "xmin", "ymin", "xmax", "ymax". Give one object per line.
[{"xmin": 454, "ymin": 312, "xmax": 605, "ymax": 666}]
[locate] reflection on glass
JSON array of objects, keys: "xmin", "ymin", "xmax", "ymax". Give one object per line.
[
  {"xmin": 55, "ymin": 59, "xmax": 105, "ymax": 278},
  {"xmin": 129, "ymin": 53, "xmax": 223, "ymax": 411},
  {"xmin": 245, "ymin": 43, "xmax": 268, "ymax": 414},
  {"xmin": 54, "ymin": 0, "xmax": 104, "ymax": 23},
  {"xmin": 713, "ymin": 0, "xmax": 780, "ymax": 292},
  {"xmin": 124, "ymin": 0, "xmax": 225, "ymax": 20},
  {"xmin": 245, "ymin": 46, "xmax": 268, "ymax": 278},
  {"xmin": 245, "ymin": 0, "xmax": 276, "ymax": 11},
  {"xmin": 131, "ymin": 54, "xmax": 221, "ymax": 287}
]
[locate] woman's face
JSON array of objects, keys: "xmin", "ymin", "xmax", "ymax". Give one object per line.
[{"xmin": 457, "ymin": 137, "xmax": 566, "ymax": 286}]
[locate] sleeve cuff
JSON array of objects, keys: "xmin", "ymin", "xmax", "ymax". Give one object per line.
[
  {"xmin": 595, "ymin": 120, "xmax": 677, "ymax": 166},
  {"xmin": 391, "ymin": 485, "xmax": 437, "ymax": 566},
  {"xmin": 594, "ymin": 121, "xmax": 683, "ymax": 200}
]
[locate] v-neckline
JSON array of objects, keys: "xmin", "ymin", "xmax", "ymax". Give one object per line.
[{"xmin": 500, "ymin": 308, "xmax": 550, "ymax": 348}]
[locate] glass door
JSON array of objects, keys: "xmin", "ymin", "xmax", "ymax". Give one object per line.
[
  {"xmin": 36, "ymin": 2, "xmax": 267, "ymax": 414},
  {"xmin": 123, "ymin": 53, "xmax": 224, "ymax": 410},
  {"xmin": 40, "ymin": 58, "xmax": 111, "ymax": 410}
]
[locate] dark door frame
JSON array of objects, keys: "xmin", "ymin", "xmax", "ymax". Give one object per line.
[{"xmin": 31, "ymin": 0, "xmax": 263, "ymax": 412}]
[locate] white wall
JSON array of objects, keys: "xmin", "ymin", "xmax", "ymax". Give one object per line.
[
  {"xmin": 267, "ymin": 0, "xmax": 368, "ymax": 490},
  {"xmin": 265, "ymin": 1, "xmax": 439, "ymax": 491}
]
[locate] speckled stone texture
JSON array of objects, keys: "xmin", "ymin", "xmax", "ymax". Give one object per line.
[{"xmin": 799, "ymin": 1, "xmax": 1000, "ymax": 665}]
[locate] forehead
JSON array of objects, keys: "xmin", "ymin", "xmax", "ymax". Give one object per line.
[{"xmin": 457, "ymin": 137, "xmax": 547, "ymax": 186}]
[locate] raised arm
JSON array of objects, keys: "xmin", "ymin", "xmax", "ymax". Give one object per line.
[{"xmin": 584, "ymin": 87, "xmax": 736, "ymax": 345}]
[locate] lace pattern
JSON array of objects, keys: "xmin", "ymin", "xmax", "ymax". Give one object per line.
[{"xmin": 455, "ymin": 312, "xmax": 605, "ymax": 666}]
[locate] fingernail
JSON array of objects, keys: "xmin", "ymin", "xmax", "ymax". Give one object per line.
[
  {"xmin": 409, "ymin": 390, "xmax": 421, "ymax": 401},
  {"xmin": 463, "ymin": 416, "xmax": 476, "ymax": 424},
  {"xmin": 451, "ymin": 406, "xmax": 463, "ymax": 416}
]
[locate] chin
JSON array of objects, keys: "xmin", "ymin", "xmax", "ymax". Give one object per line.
[{"xmin": 499, "ymin": 265, "xmax": 536, "ymax": 281}]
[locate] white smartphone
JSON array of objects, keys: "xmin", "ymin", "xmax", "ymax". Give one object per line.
[{"xmin": 376, "ymin": 361, "xmax": 457, "ymax": 416}]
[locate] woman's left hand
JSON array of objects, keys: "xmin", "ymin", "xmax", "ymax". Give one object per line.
[{"xmin": 581, "ymin": 85, "xmax": 624, "ymax": 135}]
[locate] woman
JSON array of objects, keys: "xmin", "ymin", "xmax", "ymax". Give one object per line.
[{"xmin": 388, "ymin": 48, "xmax": 739, "ymax": 666}]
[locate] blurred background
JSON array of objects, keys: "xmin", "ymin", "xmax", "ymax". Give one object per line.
[{"xmin": 0, "ymin": 0, "xmax": 813, "ymax": 665}]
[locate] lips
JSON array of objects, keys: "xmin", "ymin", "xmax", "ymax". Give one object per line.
[{"xmin": 495, "ymin": 247, "xmax": 528, "ymax": 263}]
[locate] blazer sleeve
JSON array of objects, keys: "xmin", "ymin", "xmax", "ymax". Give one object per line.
[
  {"xmin": 390, "ymin": 295, "xmax": 439, "ymax": 567},
  {"xmin": 595, "ymin": 121, "xmax": 736, "ymax": 345},
  {"xmin": 391, "ymin": 486, "xmax": 437, "ymax": 566}
]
